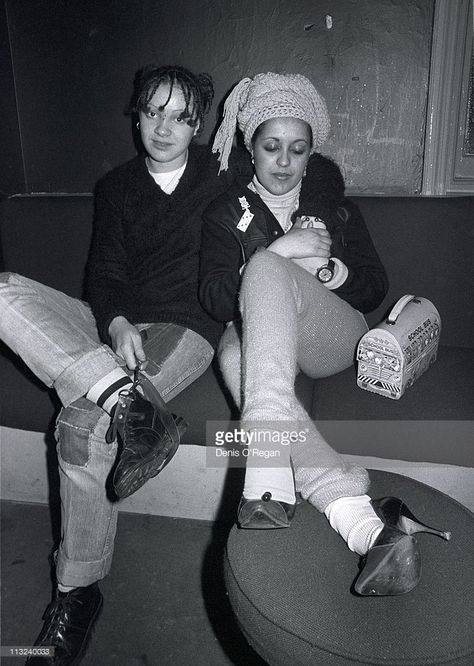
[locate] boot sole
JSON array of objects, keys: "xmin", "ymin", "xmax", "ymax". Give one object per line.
[{"xmin": 113, "ymin": 417, "xmax": 186, "ymax": 499}]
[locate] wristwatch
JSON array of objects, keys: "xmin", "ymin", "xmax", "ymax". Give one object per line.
[{"xmin": 316, "ymin": 259, "xmax": 335, "ymax": 283}]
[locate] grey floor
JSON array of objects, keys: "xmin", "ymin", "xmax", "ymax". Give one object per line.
[{"xmin": 1, "ymin": 500, "xmax": 267, "ymax": 666}]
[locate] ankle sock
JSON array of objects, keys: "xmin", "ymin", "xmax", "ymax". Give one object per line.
[
  {"xmin": 324, "ymin": 494, "xmax": 384, "ymax": 556},
  {"xmin": 86, "ymin": 368, "xmax": 133, "ymax": 414},
  {"xmin": 57, "ymin": 583, "xmax": 77, "ymax": 594}
]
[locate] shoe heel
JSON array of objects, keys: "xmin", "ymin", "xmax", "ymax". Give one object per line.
[
  {"xmin": 173, "ymin": 415, "xmax": 188, "ymax": 438},
  {"xmin": 373, "ymin": 497, "xmax": 451, "ymax": 541},
  {"xmin": 399, "ymin": 514, "xmax": 451, "ymax": 541}
]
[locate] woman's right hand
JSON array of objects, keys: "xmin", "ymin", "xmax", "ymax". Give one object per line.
[
  {"xmin": 268, "ymin": 218, "xmax": 332, "ymax": 260},
  {"xmin": 108, "ymin": 316, "xmax": 147, "ymax": 371}
]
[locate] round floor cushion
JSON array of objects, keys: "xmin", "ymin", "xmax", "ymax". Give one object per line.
[{"xmin": 224, "ymin": 470, "xmax": 474, "ymax": 666}]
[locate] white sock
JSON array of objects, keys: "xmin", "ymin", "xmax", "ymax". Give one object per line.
[
  {"xmin": 86, "ymin": 367, "xmax": 133, "ymax": 414},
  {"xmin": 324, "ymin": 494, "xmax": 384, "ymax": 556},
  {"xmin": 57, "ymin": 583, "xmax": 77, "ymax": 594}
]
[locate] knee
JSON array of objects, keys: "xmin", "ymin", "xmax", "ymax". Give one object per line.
[
  {"xmin": 246, "ymin": 249, "xmax": 283, "ymax": 276},
  {"xmin": 0, "ymin": 271, "xmax": 16, "ymax": 285},
  {"xmin": 241, "ymin": 251, "xmax": 290, "ymax": 295},
  {"xmin": 217, "ymin": 330, "xmax": 242, "ymax": 407},
  {"xmin": 218, "ymin": 327, "xmax": 241, "ymax": 372},
  {"xmin": 218, "ymin": 338, "xmax": 240, "ymax": 374},
  {"xmin": 0, "ymin": 274, "xmax": 17, "ymax": 319},
  {"xmin": 55, "ymin": 399, "xmax": 103, "ymax": 466}
]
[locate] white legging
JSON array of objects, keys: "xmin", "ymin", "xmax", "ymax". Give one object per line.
[{"xmin": 218, "ymin": 249, "xmax": 370, "ymax": 511}]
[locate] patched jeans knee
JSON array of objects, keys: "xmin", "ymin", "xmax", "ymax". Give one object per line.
[{"xmin": 56, "ymin": 398, "xmax": 113, "ymax": 467}]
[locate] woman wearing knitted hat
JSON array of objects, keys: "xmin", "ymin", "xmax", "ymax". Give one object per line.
[{"xmin": 200, "ymin": 72, "xmax": 449, "ymax": 596}]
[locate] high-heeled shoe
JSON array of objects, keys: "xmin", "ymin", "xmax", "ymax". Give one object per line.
[
  {"xmin": 238, "ymin": 492, "xmax": 296, "ymax": 529},
  {"xmin": 353, "ymin": 526, "xmax": 421, "ymax": 596},
  {"xmin": 372, "ymin": 496, "xmax": 451, "ymax": 541},
  {"xmin": 354, "ymin": 496, "xmax": 450, "ymax": 596}
]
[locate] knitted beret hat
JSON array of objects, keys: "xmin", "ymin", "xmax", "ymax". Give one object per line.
[{"xmin": 212, "ymin": 72, "xmax": 330, "ymax": 172}]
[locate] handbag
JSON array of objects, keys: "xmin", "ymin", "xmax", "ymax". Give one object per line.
[{"xmin": 356, "ymin": 295, "xmax": 441, "ymax": 400}]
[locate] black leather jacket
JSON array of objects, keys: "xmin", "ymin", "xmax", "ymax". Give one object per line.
[{"xmin": 199, "ymin": 153, "xmax": 388, "ymax": 323}]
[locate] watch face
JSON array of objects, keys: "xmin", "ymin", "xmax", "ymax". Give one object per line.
[{"xmin": 317, "ymin": 266, "xmax": 334, "ymax": 283}]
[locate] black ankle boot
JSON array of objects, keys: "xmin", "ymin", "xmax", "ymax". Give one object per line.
[
  {"xmin": 26, "ymin": 583, "xmax": 103, "ymax": 665},
  {"xmin": 109, "ymin": 379, "xmax": 187, "ymax": 499}
]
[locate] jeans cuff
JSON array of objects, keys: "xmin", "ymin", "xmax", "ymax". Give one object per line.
[
  {"xmin": 55, "ymin": 550, "xmax": 113, "ymax": 588},
  {"xmin": 54, "ymin": 345, "xmax": 122, "ymax": 407}
]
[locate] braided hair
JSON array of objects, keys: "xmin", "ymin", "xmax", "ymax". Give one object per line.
[{"xmin": 129, "ymin": 65, "xmax": 214, "ymax": 136}]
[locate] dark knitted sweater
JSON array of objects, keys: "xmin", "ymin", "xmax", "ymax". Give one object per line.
[{"xmin": 85, "ymin": 144, "xmax": 231, "ymax": 349}]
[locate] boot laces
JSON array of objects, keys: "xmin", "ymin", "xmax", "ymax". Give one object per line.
[
  {"xmin": 42, "ymin": 594, "xmax": 83, "ymax": 642},
  {"xmin": 106, "ymin": 367, "xmax": 142, "ymax": 444}
]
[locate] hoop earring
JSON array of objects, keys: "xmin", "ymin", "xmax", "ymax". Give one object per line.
[{"xmin": 136, "ymin": 121, "xmax": 140, "ymax": 130}]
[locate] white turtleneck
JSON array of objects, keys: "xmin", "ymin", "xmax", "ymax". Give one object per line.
[{"xmin": 248, "ymin": 176, "xmax": 301, "ymax": 233}]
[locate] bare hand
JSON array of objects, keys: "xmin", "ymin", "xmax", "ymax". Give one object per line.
[
  {"xmin": 268, "ymin": 217, "xmax": 332, "ymax": 260},
  {"xmin": 108, "ymin": 316, "xmax": 147, "ymax": 370}
]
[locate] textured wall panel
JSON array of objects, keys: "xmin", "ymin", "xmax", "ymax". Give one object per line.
[{"xmin": 5, "ymin": 0, "xmax": 434, "ymax": 193}]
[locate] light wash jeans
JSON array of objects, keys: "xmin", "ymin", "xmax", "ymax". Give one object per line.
[{"xmin": 0, "ymin": 273, "xmax": 214, "ymax": 587}]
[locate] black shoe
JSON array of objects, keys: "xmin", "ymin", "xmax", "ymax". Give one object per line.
[
  {"xmin": 372, "ymin": 496, "xmax": 451, "ymax": 540},
  {"xmin": 353, "ymin": 526, "xmax": 421, "ymax": 596},
  {"xmin": 353, "ymin": 496, "xmax": 450, "ymax": 597},
  {"xmin": 238, "ymin": 492, "xmax": 296, "ymax": 529},
  {"xmin": 25, "ymin": 583, "xmax": 103, "ymax": 665},
  {"xmin": 110, "ymin": 387, "xmax": 187, "ymax": 499}
]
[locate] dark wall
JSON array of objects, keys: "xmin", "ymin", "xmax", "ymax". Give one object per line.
[
  {"xmin": 1, "ymin": 0, "xmax": 24, "ymax": 196},
  {"xmin": 2, "ymin": 0, "xmax": 434, "ymax": 195}
]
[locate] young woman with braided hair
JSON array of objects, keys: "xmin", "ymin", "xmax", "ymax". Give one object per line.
[
  {"xmin": 0, "ymin": 64, "xmax": 237, "ymax": 664},
  {"xmin": 200, "ymin": 72, "xmax": 450, "ymax": 597}
]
